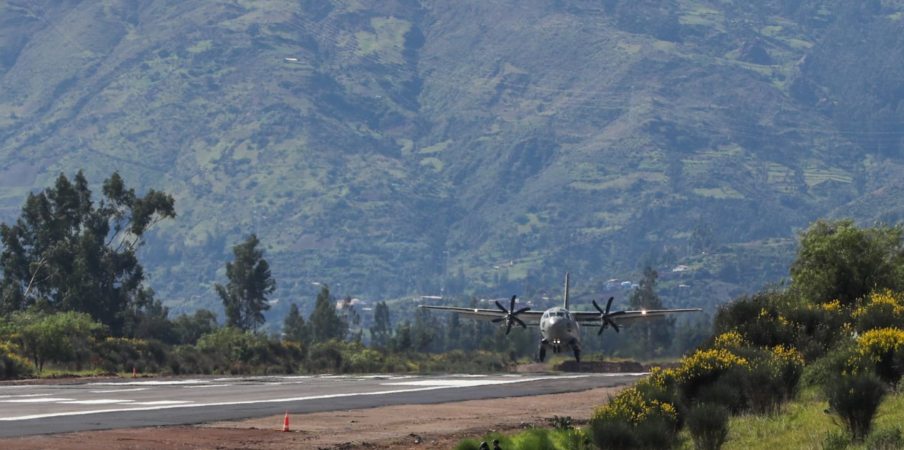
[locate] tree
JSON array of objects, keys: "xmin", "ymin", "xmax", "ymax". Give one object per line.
[
  {"xmin": 215, "ymin": 234, "xmax": 276, "ymax": 331},
  {"xmin": 171, "ymin": 309, "xmax": 218, "ymax": 345},
  {"xmin": 308, "ymin": 285, "xmax": 346, "ymax": 343},
  {"xmin": 412, "ymin": 307, "xmax": 437, "ymax": 352},
  {"xmin": 369, "ymin": 301, "xmax": 392, "ymax": 348},
  {"xmin": 791, "ymin": 220, "xmax": 904, "ymax": 305},
  {"xmin": 630, "ymin": 266, "xmax": 663, "ymax": 310},
  {"xmin": 628, "ymin": 266, "xmax": 673, "ymax": 358},
  {"xmin": 11, "ymin": 311, "xmax": 103, "ymax": 372},
  {"xmin": 283, "ymin": 303, "xmax": 309, "ymax": 343},
  {"xmin": 0, "ymin": 171, "xmax": 175, "ymax": 335}
]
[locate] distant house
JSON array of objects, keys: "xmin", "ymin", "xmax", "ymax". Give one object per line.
[
  {"xmin": 620, "ymin": 281, "xmax": 633, "ymax": 289},
  {"xmin": 604, "ymin": 279, "xmax": 620, "ymax": 290},
  {"xmin": 672, "ymin": 265, "xmax": 690, "ymax": 273}
]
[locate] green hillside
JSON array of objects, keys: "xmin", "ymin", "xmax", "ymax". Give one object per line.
[{"xmin": 1, "ymin": 0, "xmax": 903, "ymax": 318}]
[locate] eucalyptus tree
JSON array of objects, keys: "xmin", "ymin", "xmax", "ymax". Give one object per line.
[{"xmin": 0, "ymin": 171, "xmax": 175, "ymax": 336}]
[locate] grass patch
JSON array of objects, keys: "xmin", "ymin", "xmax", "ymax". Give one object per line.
[{"xmin": 673, "ymin": 390, "xmax": 904, "ymax": 450}]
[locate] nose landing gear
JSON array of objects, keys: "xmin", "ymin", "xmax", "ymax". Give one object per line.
[{"xmin": 537, "ymin": 339, "xmax": 548, "ymax": 362}]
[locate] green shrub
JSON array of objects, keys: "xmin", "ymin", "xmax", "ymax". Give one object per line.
[
  {"xmin": 308, "ymin": 341, "xmax": 346, "ymax": 373},
  {"xmin": 91, "ymin": 338, "xmax": 167, "ymax": 373},
  {"xmin": 0, "ymin": 342, "xmax": 33, "ymax": 379},
  {"xmin": 590, "ymin": 416, "xmax": 639, "ymax": 449},
  {"xmin": 168, "ymin": 345, "xmax": 213, "ymax": 374},
  {"xmin": 865, "ymin": 427, "xmax": 904, "ymax": 450},
  {"xmin": 453, "ymin": 439, "xmax": 481, "ymax": 450},
  {"xmin": 511, "ymin": 429, "xmax": 552, "ymax": 449},
  {"xmin": 783, "ymin": 300, "xmax": 849, "ymax": 360},
  {"xmin": 825, "ymin": 372, "xmax": 887, "ymax": 441},
  {"xmin": 694, "ymin": 372, "xmax": 747, "ymax": 414},
  {"xmin": 735, "ymin": 345, "xmax": 804, "ymax": 413},
  {"xmin": 822, "ymin": 430, "xmax": 850, "ymax": 450},
  {"xmin": 687, "ymin": 403, "xmax": 729, "ymax": 450},
  {"xmin": 548, "ymin": 415, "xmax": 574, "ymax": 431},
  {"xmin": 802, "ymin": 342, "xmax": 856, "ymax": 389},
  {"xmin": 713, "ymin": 291, "xmax": 797, "ymax": 348}
]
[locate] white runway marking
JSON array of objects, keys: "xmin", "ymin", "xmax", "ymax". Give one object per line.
[
  {"xmin": 90, "ymin": 388, "xmax": 149, "ymax": 394},
  {"xmin": 60, "ymin": 400, "xmax": 134, "ymax": 405},
  {"xmin": 183, "ymin": 384, "xmax": 232, "ymax": 389},
  {"xmin": 130, "ymin": 401, "xmax": 193, "ymax": 406},
  {"xmin": 383, "ymin": 375, "xmax": 591, "ymax": 388},
  {"xmin": 88, "ymin": 380, "xmax": 208, "ymax": 386},
  {"xmin": 1, "ymin": 398, "xmax": 74, "ymax": 403},
  {"xmin": 0, "ymin": 394, "xmax": 53, "ymax": 399}
]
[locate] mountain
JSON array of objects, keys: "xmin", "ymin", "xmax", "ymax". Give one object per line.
[{"xmin": 1, "ymin": 0, "xmax": 903, "ymax": 318}]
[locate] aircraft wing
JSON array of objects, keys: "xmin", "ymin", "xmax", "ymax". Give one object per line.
[
  {"xmin": 418, "ymin": 305, "xmax": 543, "ymax": 326},
  {"xmin": 572, "ymin": 308, "xmax": 702, "ymax": 326}
]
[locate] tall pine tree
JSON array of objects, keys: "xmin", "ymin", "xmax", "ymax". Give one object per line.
[
  {"xmin": 370, "ymin": 301, "xmax": 392, "ymax": 348},
  {"xmin": 308, "ymin": 285, "xmax": 346, "ymax": 343},
  {"xmin": 215, "ymin": 234, "xmax": 275, "ymax": 331},
  {"xmin": 282, "ymin": 303, "xmax": 309, "ymax": 343}
]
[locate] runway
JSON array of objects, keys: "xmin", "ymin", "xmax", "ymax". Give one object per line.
[{"xmin": 0, "ymin": 373, "xmax": 643, "ymax": 437}]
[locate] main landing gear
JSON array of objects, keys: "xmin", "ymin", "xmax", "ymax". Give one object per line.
[{"xmin": 537, "ymin": 339, "xmax": 581, "ymax": 363}]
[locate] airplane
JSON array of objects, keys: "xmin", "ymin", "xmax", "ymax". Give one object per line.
[{"xmin": 418, "ymin": 273, "xmax": 701, "ymax": 362}]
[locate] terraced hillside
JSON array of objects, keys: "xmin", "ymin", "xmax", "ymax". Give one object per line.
[{"xmin": 1, "ymin": 0, "xmax": 903, "ymax": 318}]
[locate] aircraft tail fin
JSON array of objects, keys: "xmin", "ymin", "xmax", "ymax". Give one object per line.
[{"xmin": 563, "ymin": 272, "xmax": 570, "ymax": 309}]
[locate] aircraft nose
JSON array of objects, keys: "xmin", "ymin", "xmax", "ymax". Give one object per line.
[{"xmin": 547, "ymin": 317, "xmax": 565, "ymax": 337}]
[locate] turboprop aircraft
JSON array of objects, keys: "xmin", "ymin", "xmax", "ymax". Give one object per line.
[{"xmin": 419, "ymin": 273, "xmax": 701, "ymax": 362}]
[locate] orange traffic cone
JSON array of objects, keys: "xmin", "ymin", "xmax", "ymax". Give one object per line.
[{"xmin": 282, "ymin": 411, "xmax": 290, "ymax": 432}]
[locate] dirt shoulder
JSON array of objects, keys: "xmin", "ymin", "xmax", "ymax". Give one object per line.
[{"xmin": 0, "ymin": 386, "xmax": 627, "ymax": 450}]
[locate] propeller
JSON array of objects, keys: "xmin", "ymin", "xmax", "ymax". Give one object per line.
[
  {"xmin": 593, "ymin": 296, "xmax": 625, "ymax": 335},
  {"xmin": 491, "ymin": 295, "xmax": 531, "ymax": 335}
]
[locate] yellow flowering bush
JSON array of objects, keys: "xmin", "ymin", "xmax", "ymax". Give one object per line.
[
  {"xmin": 852, "ymin": 290, "xmax": 904, "ymax": 332},
  {"xmin": 593, "ymin": 386, "xmax": 678, "ymax": 426},
  {"xmin": 713, "ymin": 331, "xmax": 747, "ymax": 350},
  {"xmin": 591, "ymin": 385, "xmax": 679, "ymax": 448},
  {"xmin": 851, "ymin": 327, "xmax": 904, "ymax": 386},
  {"xmin": 674, "ymin": 348, "xmax": 748, "ymax": 384},
  {"xmin": 772, "ymin": 344, "xmax": 805, "ymax": 367},
  {"xmin": 821, "ymin": 299, "xmax": 842, "ymax": 313},
  {"xmin": 854, "ymin": 291, "xmax": 904, "ymax": 316}
]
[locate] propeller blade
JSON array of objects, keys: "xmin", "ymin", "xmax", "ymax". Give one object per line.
[
  {"xmin": 495, "ymin": 300, "xmax": 507, "ymax": 313},
  {"xmin": 606, "ymin": 318, "xmax": 620, "ymax": 333},
  {"xmin": 593, "ymin": 299, "xmax": 604, "ymax": 314},
  {"xmin": 598, "ymin": 325, "xmax": 605, "ymax": 335},
  {"xmin": 513, "ymin": 316, "xmax": 527, "ymax": 329},
  {"xmin": 513, "ymin": 306, "xmax": 531, "ymax": 315},
  {"xmin": 506, "ymin": 320, "xmax": 514, "ymax": 335},
  {"xmin": 605, "ymin": 296, "xmax": 614, "ymax": 314},
  {"xmin": 510, "ymin": 295, "xmax": 517, "ymax": 312}
]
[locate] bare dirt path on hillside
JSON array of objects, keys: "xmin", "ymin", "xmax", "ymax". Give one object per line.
[{"xmin": 0, "ymin": 386, "xmax": 625, "ymax": 449}]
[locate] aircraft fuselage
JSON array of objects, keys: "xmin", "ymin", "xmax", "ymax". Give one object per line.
[{"xmin": 538, "ymin": 306, "xmax": 582, "ymax": 361}]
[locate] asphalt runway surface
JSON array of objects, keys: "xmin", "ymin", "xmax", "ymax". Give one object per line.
[{"xmin": 0, "ymin": 372, "xmax": 643, "ymax": 437}]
